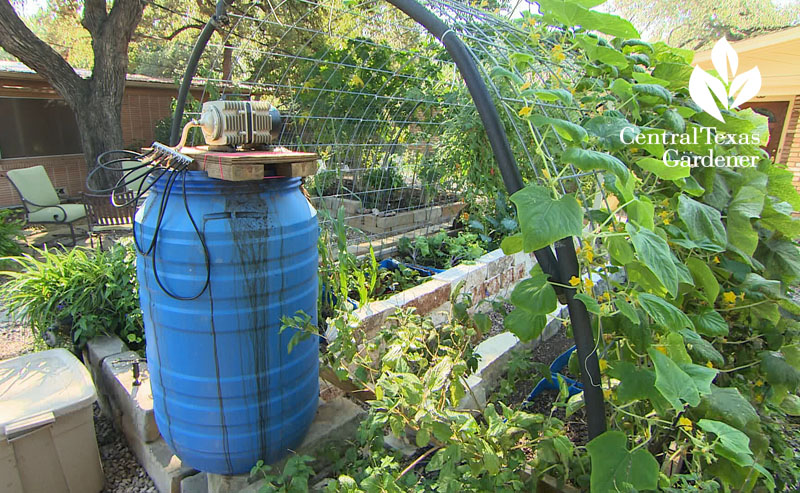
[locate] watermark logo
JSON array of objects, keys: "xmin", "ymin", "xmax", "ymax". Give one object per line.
[{"xmin": 689, "ymin": 37, "xmax": 761, "ymax": 123}]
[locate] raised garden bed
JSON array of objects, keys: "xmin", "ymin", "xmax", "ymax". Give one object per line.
[
  {"xmin": 353, "ymin": 248, "xmax": 536, "ymax": 339},
  {"xmin": 311, "ymin": 196, "xmax": 465, "ymax": 236}
]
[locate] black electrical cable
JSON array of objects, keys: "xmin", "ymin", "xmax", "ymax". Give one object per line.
[
  {"xmin": 90, "ymin": 151, "xmax": 168, "ymax": 213},
  {"xmin": 132, "ymin": 164, "xmax": 181, "ymax": 257},
  {"xmin": 167, "ymin": 168, "xmax": 211, "ymax": 300},
  {"xmin": 111, "ymin": 166, "xmax": 167, "ymax": 208},
  {"xmin": 97, "ymin": 149, "xmax": 148, "ymax": 162},
  {"xmin": 88, "ymin": 151, "xmax": 156, "ymax": 196},
  {"xmin": 111, "ymin": 160, "xmax": 154, "ymax": 191},
  {"xmin": 92, "ymin": 147, "xmax": 211, "ymax": 301},
  {"xmin": 130, "ymin": 165, "xmax": 211, "ymax": 301},
  {"xmin": 87, "ymin": 158, "xmax": 140, "ymax": 192}
]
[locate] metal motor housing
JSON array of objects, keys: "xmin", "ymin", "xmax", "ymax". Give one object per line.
[{"xmin": 198, "ymin": 100, "xmax": 282, "ymax": 147}]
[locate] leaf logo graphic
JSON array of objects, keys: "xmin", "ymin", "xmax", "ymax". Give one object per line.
[{"xmin": 689, "ymin": 37, "xmax": 762, "ymax": 123}]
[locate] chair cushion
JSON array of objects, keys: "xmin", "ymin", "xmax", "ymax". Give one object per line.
[
  {"xmin": 121, "ymin": 161, "xmax": 151, "ymax": 193},
  {"xmin": 28, "ymin": 204, "xmax": 87, "ymax": 223},
  {"xmin": 6, "ymin": 166, "xmax": 60, "ymax": 212}
]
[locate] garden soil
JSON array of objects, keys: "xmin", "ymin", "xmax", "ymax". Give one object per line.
[{"xmin": 487, "ymin": 310, "xmax": 590, "ymax": 447}]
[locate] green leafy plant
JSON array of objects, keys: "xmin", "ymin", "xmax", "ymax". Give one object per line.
[
  {"xmin": 397, "ymin": 231, "xmax": 486, "ymax": 270},
  {"xmin": 307, "ymin": 168, "xmax": 345, "ymax": 198},
  {"xmin": 0, "ymin": 209, "xmax": 25, "ymax": 268},
  {"xmin": 372, "ymin": 264, "xmax": 427, "ymax": 300},
  {"xmin": 492, "ymin": 1, "xmax": 800, "ymax": 490},
  {"xmin": 250, "ymin": 455, "xmax": 316, "ymax": 493},
  {"xmin": 318, "ymin": 207, "xmax": 429, "ymax": 324},
  {"xmin": 153, "ymin": 95, "xmax": 202, "ymax": 145},
  {"xmin": 488, "ymin": 346, "xmax": 536, "ymax": 404},
  {"xmin": 356, "ymin": 166, "xmax": 406, "ymax": 211},
  {"xmin": 319, "ymin": 306, "xmax": 571, "ymax": 492},
  {"xmin": 280, "ymin": 310, "xmax": 317, "ymax": 355},
  {"xmin": 318, "ymin": 207, "xmax": 381, "ymax": 318},
  {"xmin": 292, "ymin": 282, "xmax": 580, "ymax": 491},
  {"xmin": 463, "ymin": 193, "xmax": 518, "ymax": 251},
  {"xmin": 0, "ymin": 241, "xmax": 144, "ymax": 349}
]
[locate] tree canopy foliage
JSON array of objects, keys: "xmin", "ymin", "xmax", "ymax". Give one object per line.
[
  {"xmin": 604, "ymin": 0, "xmax": 800, "ymax": 49},
  {"xmin": 2, "ymin": 0, "xmax": 337, "ymax": 79},
  {"xmin": 1, "ymin": 0, "xmax": 206, "ymax": 76}
]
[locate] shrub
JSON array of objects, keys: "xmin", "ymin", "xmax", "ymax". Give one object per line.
[
  {"xmin": 0, "ymin": 241, "xmax": 144, "ymax": 350},
  {"xmin": 0, "ymin": 209, "xmax": 25, "ymax": 267},
  {"xmin": 307, "ymin": 168, "xmax": 344, "ymax": 198},
  {"xmin": 397, "ymin": 230, "xmax": 486, "ymax": 269},
  {"xmin": 357, "ymin": 166, "xmax": 405, "ymax": 210},
  {"xmin": 462, "ymin": 193, "xmax": 518, "ymax": 251},
  {"xmin": 314, "ymin": 304, "xmax": 547, "ymax": 491}
]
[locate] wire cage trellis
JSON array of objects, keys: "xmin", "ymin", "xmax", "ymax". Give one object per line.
[
  {"xmin": 167, "ymin": 0, "xmax": 606, "ymax": 253},
  {"xmin": 167, "ymin": 0, "xmax": 608, "ymax": 438}
]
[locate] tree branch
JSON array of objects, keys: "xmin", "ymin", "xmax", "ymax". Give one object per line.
[
  {"xmin": 107, "ymin": 0, "xmax": 146, "ymax": 42},
  {"xmin": 0, "ymin": 0, "xmax": 86, "ymax": 104},
  {"xmin": 81, "ymin": 0, "xmax": 108, "ymax": 36},
  {"xmin": 161, "ymin": 23, "xmax": 206, "ymax": 41}
]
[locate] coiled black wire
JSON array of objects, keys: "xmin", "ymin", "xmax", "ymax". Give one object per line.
[{"xmin": 91, "ymin": 148, "xmax": 211, "ymax": 301}]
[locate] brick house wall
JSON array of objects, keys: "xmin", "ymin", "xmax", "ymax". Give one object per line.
[
  {"xmin": 0, "ymin": 70, "xmax": 200, "ymax": 208},
  {"xmin": 780, "ymin": 95, "xmax": 800, "ymax": 192},
  {"xmin": 120, "ymin": 87, "xmax": 177, "ymax": 149}
]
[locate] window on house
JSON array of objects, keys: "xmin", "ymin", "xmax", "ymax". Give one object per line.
[
  {"xmin": 0, "ymin": 97, "xmax": 83, "ymax": 158},
  {"xmin": 740, "ymin": 101, "xmax": 790, "ymax": 161}
]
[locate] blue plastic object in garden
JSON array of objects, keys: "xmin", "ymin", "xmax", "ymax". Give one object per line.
[
  {"xmin": 525, "ymin": 346, "xmax": 584, "ymax": 402},
  {"xmin": 135, "ymin": 171, "xmax": 319, "ymax": 475},
  {"xmin": 320, "ymin": 283, "xmax": 359, "ymax": 310},
  {"xmin": 378, "ymin": 258, "xmax": 443, "ymax": 277}
]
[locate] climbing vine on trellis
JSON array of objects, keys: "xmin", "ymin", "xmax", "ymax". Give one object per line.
[{"xmin": 497, "ymin": 0, "xmax": 800, "ymax": 490}]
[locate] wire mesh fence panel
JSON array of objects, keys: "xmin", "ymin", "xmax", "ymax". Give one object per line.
[
  {"xmin": 176, "ymin": 0, "xmax": 614, "ymax": 260},
  {"xmin": 418, "ymin": 0, "xmax": 616, "ymax": 226},
  {"xmin": 177, "ymin": 1, "xmax": 455, "ymax": 256}
]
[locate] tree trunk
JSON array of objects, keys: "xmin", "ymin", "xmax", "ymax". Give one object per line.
[
  {"xmin": 75, "ymin": 100, "xmax": 125, "ymax": 191},
  {"xmin": 223, "ymin": 45, "xmax": 233, "ymax": 82}
]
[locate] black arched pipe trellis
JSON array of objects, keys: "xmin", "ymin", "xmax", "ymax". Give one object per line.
[
  {"xmin": 169, "ymin": 0, "xmax": 607, "ymax": 440},
  {"xmin": 383, "ymin": 0, "xmax": 606, "ymax": 440},
  {"xmin": 169, "ymin": 0, "xmax": 233, "ymax": 147}
]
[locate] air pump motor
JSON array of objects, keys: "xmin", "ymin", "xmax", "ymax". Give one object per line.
[{"xmin": 194, "ymin": 100, "xmax": 282, "ymax": 148}]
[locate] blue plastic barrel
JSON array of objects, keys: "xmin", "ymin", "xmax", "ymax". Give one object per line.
[{"xmin": 135, "ymin": 171, "xmax": 319, "ymax": 475}]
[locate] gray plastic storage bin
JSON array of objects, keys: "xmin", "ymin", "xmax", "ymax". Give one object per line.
[{"xmin": 0, "ymin": 348, "xmax": 104, "ymax": 493}]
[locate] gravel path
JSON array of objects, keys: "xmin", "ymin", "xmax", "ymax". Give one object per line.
[
  {"xmin": 94, "ymin": 404, "xmax": 156, "ymax": 493},
  {"xmin": 0, "ymin": 317, "xmax": 36, "ymax": 361}
]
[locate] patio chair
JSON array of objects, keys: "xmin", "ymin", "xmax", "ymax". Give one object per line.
[
  {"xmin": 5, "ymin": 165, "xmax": 87, "ymax": 246},
  {"xmin": 121, "ymin": 160, "xmax": 150, "ymax": 193},
  {"xmin": 82, "ymin": 191, "xmax": 137, "ymax": 249}
]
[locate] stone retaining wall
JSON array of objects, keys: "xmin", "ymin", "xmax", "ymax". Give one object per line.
[{"xmin": 354, "ymin": 249, "xmax": 536, "ymax": 338}]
